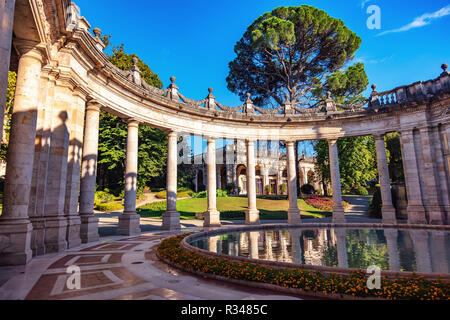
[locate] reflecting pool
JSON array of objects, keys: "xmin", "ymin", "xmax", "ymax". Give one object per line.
[{"xmin": 189, "ymin": 228, "xmax": 450, "ymax": 274}]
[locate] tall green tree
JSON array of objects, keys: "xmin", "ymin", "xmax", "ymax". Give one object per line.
[
  {"xmin": 313, "ymin": 136, "xmax": 377, "ymax": 194},
  {"xmin": 227, "ymin": 5, "xmax": 363, "ymax": 196},
  {"xmin": 385, "ymin": 132, "xmax": 404, "ymax": 183},
  {"xmin": 227, "ymin": 5, "xmax": 361, "ymax": 108}
]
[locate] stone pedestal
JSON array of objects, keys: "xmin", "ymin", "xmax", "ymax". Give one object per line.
[
  {"xmin": 79, "ymin": 101, "xmax": 101, "ymax": 243},
  {"xmin": 204, "ymin": 138, "xmax": 221, "ymax": 227},
  {"xmin": 328, "ymin": 139, "xmax": 346, "ymax": 223},
  {"xmin": 245, "ymin": 139, "xmax": 260, "ymax": 225},
  {"xmin": 118, "ymin": 119, "xmax": 141, "ymax": 236},
  {"xmin": 0, "ymin": 43, "xmax": 42, "ymax": 266},
  {"xmin": 374, "ymin": 134, "xmax": 397, "ymax": 224},
  {"xmin": 163, "ymin": 131, "xmax": 180, "ymax": 230},
  {"xmin": 286, "ymin": 141, "xmax": 302, "ymax": 224}
]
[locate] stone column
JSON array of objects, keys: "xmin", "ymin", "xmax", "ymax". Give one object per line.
[
  {"xmin": 262, "ymin": 166, "xmax": 269, "ymax": 194},
  {"xmin": 79, "ymin": 101, "xmax": 100, "ymax": 243},
  {"xmin": 0, "ymin": 0, "xmax": 15, "ymax": 143},
  {"xmin": 264, "ymin": 231, "xmax": 274, "ymax": 260},
  {"xmin": 0, "ymin": 43, "xmax": 42, "ymax": 266},
  {"xmin": 64, "ymin": 90, "xmax": 87, "ymax": 249},
  {"xmin": 400, "ymin": 130, "xmax": 427, "ymax": 224},
  {"xmin": 118, "ymin": 119, "xmax": 141, "ymax": 236},
  {"xmin": 335, "ymin": 228, "xmax": 348, "ymax": 268},
  {"xmin": 248, "ymin": 231, "xmax": 259, "ymax": 260},
  {"xmin": 204, "ymin": 137, "xmax": 221, "ymax": 227},
  {"xmin": 245, "ymin": 139, "xmax": 260, "ymax": 224},
  {"xmin": 374, "ymin": 134, "xmax": 397, "ymax": 223},
  {"xmin": 286, "ymin": 141, "xmax": 302, "ymax": 224},
  {"xmin": 163, "ymin": 131, "xmax": 180, "ymax": 230},
  {"xmin": 28, "ymin": 71, "xmax": 54, "ymax": 256},
  {"xmin": 419, "ymin": 127, "xmax": 445, "ymax": 224},
  {"xmin": 208, "ymin": 236, "xmax": 219, "ymax": 253},
  {"xmin": 410, "ymin": 230, "xmax": 432, "ymax": 273},
  {"xmin": 290, "ymin": 229, "xmax": 303, "ymax": 264},
  {"xmin": 384, "ymin": 229, "xmax": 400, "ymax": 271},
  {"xmin": 44, "ymin": 83, "xmax": 74, "ymax": 253},
  {"xmin": 433, "ymin": 125, "xmax": 450, "ymax": 224},
  {"xmin": 328, "ymin": 139, "xmax": 346, "ymax": 223},
  {"xmin": 430, "ymin": 231, "xmax": 449, "ymax": 274}
]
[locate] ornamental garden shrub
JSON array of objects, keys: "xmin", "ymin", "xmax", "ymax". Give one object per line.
[
  {"xmin": 193, "ymin": 190, "xmax": 228, "ymax": 198},
  {"xmin": 279, "ymin": 183, "xmax": 287, "ymax": 194},
  {"xmin": 226, "ymin": 183, "xmax": 237, "ymax": 194},
  {"xmin": 305, "ymin": 196, "xmax": 349, "ymax": 211},
  {"xmin": 301, "ymin": 184, "xmax": 315, "ymax": 195},
  {"xmin": 156, "ymin": 189, "xmax": 194, "ymax": 199},
  {"xmin": 369, "ymin": 185, "xmax": 396, "ymax": 219},
  {"xmin": 264, "ymin": 185, "xmax": 271, "ymax": 195},
  {"xmin": 95, "ymin": 202, "xmax": 123, "ymax": 212},
  {"xmin": 354, "ymin": 185, "xmax": 369, "ymax": 196},
  {"xmin": 94, "ymin": 190, "xmax": 115, "ymax": 205}
]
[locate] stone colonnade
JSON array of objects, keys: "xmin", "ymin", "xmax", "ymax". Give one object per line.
[{"xmin": 0, "ymin": 1, "xmax": 448, "ymax": 267}]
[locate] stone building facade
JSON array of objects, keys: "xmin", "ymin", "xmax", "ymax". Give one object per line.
[{"xmin": 192, "ymin": 144, "xmax": 320, "ymax": 195}]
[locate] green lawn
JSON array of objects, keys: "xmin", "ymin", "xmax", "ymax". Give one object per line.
[{"xmin": 137, "ymin": 196, "xmax": 331, "ymax": 220}]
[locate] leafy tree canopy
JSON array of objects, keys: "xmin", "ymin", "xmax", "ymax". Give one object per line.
[{"xmin": 227, "ymin": 5, "xmax": 361, "ymax": 108}]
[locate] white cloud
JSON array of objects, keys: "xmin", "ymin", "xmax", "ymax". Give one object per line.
[
  {"xmin": 356, "ymin": 55, "xmax": 394, "ymax": 64},
  {"xmin": 378, "ymin": 5, "xmax": 450, "ymax": 36},
  {"xmin": 361, "ymin": 0, "xmax": 370, "ymax": 9}
]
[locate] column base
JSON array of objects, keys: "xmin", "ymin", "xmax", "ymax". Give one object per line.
[
  {"xmin": 30, "ymin": 217, "xmax": 46, "ymax": 256},
  {"xmin": 332, "ymin": 207, "xmax": 346, "ymax": 224},
  {"xmin": 80, "ymin": 215, "xmax": 99, "ymax": 243},
  {"xmin": 44, "ymin": 216, "xmax": 68, "ymax": 253},
  {"xmin": 66, "ymin": 215, "xmax": 82, "ymax": 249},
  {"xmin": 118, "ymin": 213, "xmax": 141, "ymax": 236},
  {"xmin": 245, "ymin": 209, "xmax": 260, "ymax": 225},
  {"xmin": 0, "ymin": 221, "xmax": 33, "ymax": 266},
  {"xmin": 203, "ymin": 210, "xmax": 221, "ymax": 227},
  {"xmin": 162, "ymin": 211, "xmax": 180, "ymax": 230},
  {"xmin": 407, "ymin": 205, "xmax": 427, "ymax": 224},
  {"xmin": 381, "ymin": 206, "xmax": 397, "ymax": 224},
  {"xmin": 427, "ymin": 206, "xmax": 446, "ymax": 225},
  {"xmin": 288, "ymin": 208, "xmax": 302, "ymax": 225}
]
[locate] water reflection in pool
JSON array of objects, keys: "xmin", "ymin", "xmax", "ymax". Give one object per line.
[{"xmin": 189, "ymin": 228, "xmax": 450, "ymax": 274}]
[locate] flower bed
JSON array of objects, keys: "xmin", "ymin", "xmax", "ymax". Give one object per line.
[
  {"xmin": 305, "ymin": 197, "xmax": 349, "ymax": 212},
  {"xmin": 157, "ymin": 234, "xmax": 449, "ymax": 300}
]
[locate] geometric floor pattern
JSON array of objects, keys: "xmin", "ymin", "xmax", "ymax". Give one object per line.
[{"xmin": 0, "ymin": 229, "xmax": 302, "ymax": 300}]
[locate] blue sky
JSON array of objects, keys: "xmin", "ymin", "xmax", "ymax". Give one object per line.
[{"xmin": 74, "ymin": 0, "xmax": 449, "ymax": 155}]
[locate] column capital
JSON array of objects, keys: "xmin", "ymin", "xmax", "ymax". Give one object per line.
[
  {"xmin": 85, "ymin": 99, "xmax": 102, "ymax": 112},
  {"xmin": 328, "ymin": 138, "xmax": 339, "ymax": 145},
  {"xmin": 285, "ymin": 140, "xmax": 296, "ymax": 146},
  {"xmin": 245, "ymin": 138, "xmax": 256, "ymax": 145},
  {"xmin": 13, "ymin": 39, "xmax": 43, "ymax": 61},
  {"xmin": 125, "ymin": 118, "xmax": 140, "ymax": 127},
  {"xmin": 373, "ymin": 133, "xmax": 386, "ymax": 140},
  {"xmin": 206, "ymin": 136, "xmax": 218, "ymax": 142}
]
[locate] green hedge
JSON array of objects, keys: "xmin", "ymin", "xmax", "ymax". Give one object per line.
[
  {"xmin": 156, "ymin": 189, "xmax": 194, "ymax": 199},
  {"xmin": 95, "ymin": 202, "xmax": 123, "ymax": 212}
]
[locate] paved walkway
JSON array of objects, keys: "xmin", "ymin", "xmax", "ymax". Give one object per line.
[
  {"xmin": 0, "ymin": 197, "xmax": 381, "ymax": 300},
  {"xmin": 0, "ymin": 226, "xmax": 303, "ymax": 300}
]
